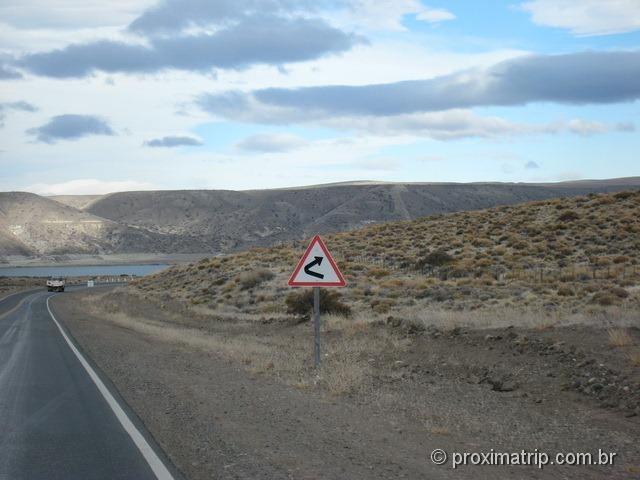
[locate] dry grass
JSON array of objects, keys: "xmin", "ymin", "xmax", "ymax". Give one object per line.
[
  {"xmin": 608, "ymin": 328, "xmax": 634, "ymax": 347},
  {"xmin": 73, "ymin": 284, "xmax": 640, "ymax": 450},
  {"xmin": 382, "ymin": 305, "xmax": 638, "ymax": 331},
  {"xmin": 626, "ymin": 351, "xmax": 640, "ymax": 366},
  {"xmin": 79, "ymin": 292, "xmax": 400, "ymax": 397},
  {"xmin": 533, "ymin": 319, "xmax": 556, "ymax": 332},
  {"xmin": 82, "ymin": 296, "xmax": 309, "ymax": 381},
  {"xmin": 319, "ymin": 354, "xmax": 369, "ymax": 396}
]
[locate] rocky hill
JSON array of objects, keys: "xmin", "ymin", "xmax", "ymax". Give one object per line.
[
  {"xmin": 0, "ymin": 192, "xmax": 167, "ymax": 256},
  {"xmin": 133, "ymin": 189, "xmax": 640, "ymax": 317},
  {"xmin": 1, "ymin": 178, "xmax": 640, "ymax": 257},
  {"xmin": 86, "ymin": 180, "xmax": 640, "ymax": 254}
]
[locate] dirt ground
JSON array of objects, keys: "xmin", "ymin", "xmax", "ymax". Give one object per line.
[{"xmin": 51, "ymin": 288, "xmax": 640, "ymax": 479}]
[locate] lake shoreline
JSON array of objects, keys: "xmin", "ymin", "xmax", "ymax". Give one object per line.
[
  {"xmin": 0, "ymin": 253, "xmax": 214, "ymax": 268},
  {"xmin": 0, "ymin": 263, "xmax": 172, "ymax": 278}
]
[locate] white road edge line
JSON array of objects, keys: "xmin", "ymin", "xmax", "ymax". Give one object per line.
[{"xmin": 46, "ymin": 295, "xmax": 175, "ymax": 480}]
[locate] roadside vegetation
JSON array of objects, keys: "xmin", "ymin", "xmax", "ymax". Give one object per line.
[
  {"xmin": 107, "ymin": 190, "xmax": 639, "ymax": 412},
  {"xmin": 132, "ymin": 190, "xmax": 640, "ymax": 322},
  {"xmin": 57, "ymin": 191, "xmax": 635, "ymax": 414},
  {"xmin": 60, "ymin": 191, "xmax": 640, "ymax": 475},
  {"xmin": 0, "ymin": 277, "xmax": 43, "ymax": 297}
]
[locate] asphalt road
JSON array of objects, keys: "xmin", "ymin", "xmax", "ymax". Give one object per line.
[{"xmin": 0, "ymin": 288, "xmax": 178, "ymax": 480}]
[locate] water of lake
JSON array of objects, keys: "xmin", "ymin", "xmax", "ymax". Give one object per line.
[{"xmin": 0, "ymin": 264, "xmax": 169, "ymax": 278}]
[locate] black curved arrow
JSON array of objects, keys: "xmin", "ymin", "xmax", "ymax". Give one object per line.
[{"xmin": 304, "ymin": 256, "xmax": 324, "ymax": 279}]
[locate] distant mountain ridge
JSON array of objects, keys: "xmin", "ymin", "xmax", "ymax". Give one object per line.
[{"xmin": 1, "ymin": 177, "xmax": 639, "ymax": 257}]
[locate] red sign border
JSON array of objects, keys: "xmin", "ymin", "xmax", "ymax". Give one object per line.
[{"xmin": 288, "ymin": 235, "xmax": 347, "ymax": 287}]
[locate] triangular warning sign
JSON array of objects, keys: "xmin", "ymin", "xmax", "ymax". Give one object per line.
[{"xmin": 288, "ymin": 235, "xmax": 347, "ymax": 287}]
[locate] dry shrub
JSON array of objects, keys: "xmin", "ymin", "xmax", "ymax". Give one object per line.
[
  {"xmin": 558, "ymin": 210, "xmax": 579, "ymax": 222},
  {"xmin": 416, "ymin": 249, "xmax": 454, "ymax": 269},
  {"xmin": 285, "ymin": 289, "xmax": 352, "ymax": 316},
  {"xmin": 610, "ymin": 287, "xmax": 629, "ymax": 299},
  {"xmin": 627, "ymin": 351, "xmax": 640, "ymax": 366},
  {"xmin": 370, "ymin": 298, "xmax": 397, "ymax": 314},
  {"xmin": 591, "ymin": 292, "xmax": 616, "ymax": 306},
  {"xmin": 614, "ymin": 191, "xmax": 635, "ymax": 200},
  {"xmin": 236, "ymin": 269, "xmax": 274, "ymax": 290},
  {"xmin": 368, "ymin": 267, "xmax": 391, "ymax": 278},
  {"xmin": 557, "ymin": 285, "xmax": 574, "ymax": 296},
  {"xmin": 380, "ymin": 278, "xmax": 405, "ymax": 288},
  {"xmin": 608, "ymin": 328, "xmax": 633, "ymax": 347}
]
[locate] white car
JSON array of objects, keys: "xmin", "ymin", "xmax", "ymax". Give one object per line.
[{"xmin": 46, "ymin": 276, "xmax": 65, "ymax": 292}]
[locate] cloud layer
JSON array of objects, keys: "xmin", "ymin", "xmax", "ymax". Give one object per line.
[
  {"xmin": 323, "ymin": 110, "xmax": 633, "ymax": 140},
  {"xmin": 145, "ymin": 135, "xmax": 203, "ymax": 147},
  {"xmin": 129, "ymin": 0, "xmax": 315, "ymax": 34},
  {"xmin": 18, "ymin": 15, "xmax": 362, "ymax": 78},
  {"xmin": 198, "ymin": 50, "xmax": 640, "ymax": 122},
  {"xmin": 27, "ymin": 114, "xmax": 114, "ymax": 143},
  {"xmin": 128, "ymin": 0, "xmax": 455, "ymax": 34},
  {"xmin": 194, "ymin": 50, "xmax": 640, "ymax": 139}
]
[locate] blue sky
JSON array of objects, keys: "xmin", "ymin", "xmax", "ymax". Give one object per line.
[{"xmin": 0, "ymin": 0, "xmax": 639, "ymax": 194}]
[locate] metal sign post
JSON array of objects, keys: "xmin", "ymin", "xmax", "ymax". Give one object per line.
[
  {"xmin": 288, "ymin": 235, "xmax": 347, "ymax": 368},
  {"xmin": 314, "ymin": 287, "xmax": 320, "ymax": 367}
]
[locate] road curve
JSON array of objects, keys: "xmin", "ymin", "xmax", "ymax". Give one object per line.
[{"xmin": 0, "ymin": 289, "xmax": 178, "ymax": 480}]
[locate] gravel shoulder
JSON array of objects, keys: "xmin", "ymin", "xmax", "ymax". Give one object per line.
[{"xmin": 50, "ymin": 288, "xmax": 640, "ymax": 479}]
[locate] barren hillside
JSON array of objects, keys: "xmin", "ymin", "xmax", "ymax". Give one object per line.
[
  {"xmin": 2, "ymin": 178, "xmax": 640, "ymax": 257},
  {"xmin": 0, "ymin": 192, "xmax": 167, "ymax": 256},
  {"xmin": 87, "ymin": 179, "xmax": 640, "ymax": 252},
  {"xmin": 134, "ymin": 189, "xmax": 640, "ymax": 316}
]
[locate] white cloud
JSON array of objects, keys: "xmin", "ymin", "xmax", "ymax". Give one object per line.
[
  {"xmin": 198, "ymin": 100, "xmax": 636, "ymax": 140},
  {"xmin": 25, "ymin": 178, "xmax": 156, "ymax": 195},
  {"xmin": 327, "ymin": 110, "xmax": 533, "ymax": 140},
  {"xmin": 339, "ymin": 0, "xmax": 454, "ymax": 31},
  {"xmin": 520, "ymin": 0, "xmax": 640, "ymax": 36},
  {"xmin": 345, "ymin": 112, "xmax": 635, "ymax": 140},
  {"xmin": 565, "ymin": 118, "xmax": 635, "ymax": 136},
  {"xmin": 415, "ymin": 8, "xmax": 456, "ymax": 23},
  {"xmin": 565, "ymin": 118, "xmax": 609, "ymax": 136}
]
